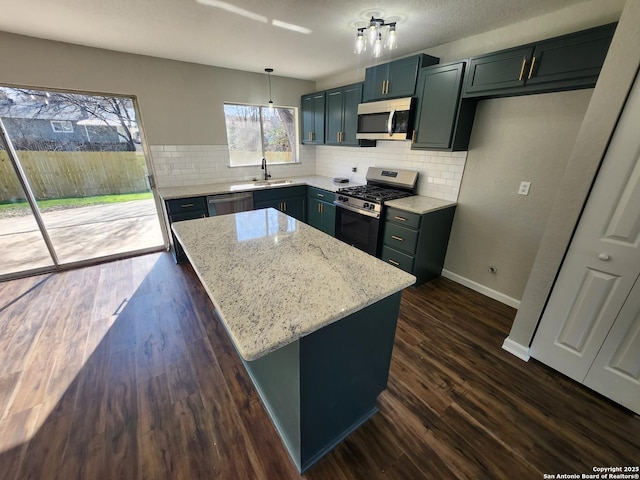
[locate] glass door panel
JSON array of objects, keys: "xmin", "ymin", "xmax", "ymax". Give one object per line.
[
  {"xmin": 0, "ymin": 167, "xmax": 55, "ymax": 277},
  {"xmin": 0, "ymin": 87, "xmax": 164, "ymax": 269}
]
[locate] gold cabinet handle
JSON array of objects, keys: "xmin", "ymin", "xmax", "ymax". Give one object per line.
[
  {"xmin": 181, "ymin": 203, "xmax": 194, "ymax": 208},
  {"xmin": 518, "ymin": 57, "xmax": 527, "ymax": 81},
  {"xmin": 394, "ymin": 216, "xmax": 407, "ymax": 222},
  {"xmin": 320, "ymin": 203, "xmax": 323, "ymax": 213},
  {"xmin": 388, "ymin": 259, "xmax": 400, "ymax": 266},
  {"xmin": 283, "ymin": 202, "xmax": 286, "ymax": 212},
  {"xmin": 391, "ymin": 235, "xmax": 404, "ymax": 241},
  {"xmin": 411, "ymin": 130, "xmax": 417, "ymax": 144},
  {"xmin": 381, "ymin": 81, "xmax": 385, "ymax": 95},
  {"xmin": 317, "ymin": 193, "xmax": 324, "ymax": 198},
  {"xmin": 528, "ymin": 56, "xmax": 537, "ymax": 79}
]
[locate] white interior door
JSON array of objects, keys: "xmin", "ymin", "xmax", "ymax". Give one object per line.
[{"xmin": 530, "ymin": 72, "xmax": 640, "ymax": 411}]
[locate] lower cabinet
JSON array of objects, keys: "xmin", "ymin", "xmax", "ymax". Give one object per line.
[
  {"xmin": 381, "ymin": 206, "xmax": 456, "ymax": 286},
  {"xmin": 254, "ymin": 185, "xmax": 307, "ymax": 222},
  {"xmin": 165, "ymin": 196, "xmax": 207, "ymax": 263},
  {"xmin": 307, "ymin": 187, "xmax": 336, "ymax": 236}
]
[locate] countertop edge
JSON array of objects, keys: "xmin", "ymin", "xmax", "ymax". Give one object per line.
[
  {"xmin": 159, "ymin": 176, "xmax": 456, "ymax": 215},
  {"xmin": 385, "ymin": 198, "xmax": 457, "ymax": 215},
  {"xmin": 158, "ymin": 176, "xmax": 357, "ymax": 200}
]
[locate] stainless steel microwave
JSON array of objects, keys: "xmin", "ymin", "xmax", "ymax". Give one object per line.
[{"xmin": 356, "ymin": 97, "xmax": 416, "ymax": 141}]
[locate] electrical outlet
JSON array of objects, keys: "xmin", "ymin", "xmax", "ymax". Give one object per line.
[
  {"xmin": 352, "ymin": 167, "xmax": 357, "ymax": 173},
  {"xmin": 518, "ymin": 181, "xmax": 531, "ymax": 196}
]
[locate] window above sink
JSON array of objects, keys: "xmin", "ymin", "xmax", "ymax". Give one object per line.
[{"xmin": 223, "ymin": 103, "xmax": 299, "ymax": 168}]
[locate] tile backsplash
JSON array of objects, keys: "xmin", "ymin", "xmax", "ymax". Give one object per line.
[
  {"xmin": 150, "ymin": 144, "xmax": 316, "ymax": 188},
  {"xmin": 150, "ymin": 141, "xmax": 465, "ymax": 201},
  {"xmin": 315, "ymin": 141, "xmax": 467, "ymax": 201}
]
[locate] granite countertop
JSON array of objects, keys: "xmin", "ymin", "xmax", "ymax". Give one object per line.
[
  {"xmin": 172, "ymin": 208, "xmax": 415, "ymax": 361},
  {"xmin": 158, "ymin": 175, "xmax": 359, "ymax": 200},
  {"xmin": 385, "ymin": 195, "xmax": 457, "ymax": 215}
]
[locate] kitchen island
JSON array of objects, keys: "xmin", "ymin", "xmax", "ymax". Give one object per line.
[{"xmin": 172, "ymin": 208, "xmax": 415, "ymax": 473}]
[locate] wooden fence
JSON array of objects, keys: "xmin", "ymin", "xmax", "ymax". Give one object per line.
[{"xmin": 0, "ymin": 151, "xmax": 149, "ymax": 201}]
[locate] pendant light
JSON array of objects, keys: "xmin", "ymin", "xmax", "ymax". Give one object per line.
[{"xmin": 265, "ymin": 68, "xmax": 274, "ymax": 109}]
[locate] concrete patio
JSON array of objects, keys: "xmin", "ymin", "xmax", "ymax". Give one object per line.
[{"xmin": 0, "ymin": 199, "xmax": 165, "ymax": 276}]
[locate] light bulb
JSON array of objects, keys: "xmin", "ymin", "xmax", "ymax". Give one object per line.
[
  {"xmin": 355, "ymin": 30, "xmax": 365, "ymax": 54},
  {"xmin": 373, "ymin": 33, "xmax": 383, "ymax": 58},
  {"xmin": 367, "ymin": 19, "xmax": 378, "ymax": 46},
  {"xmin": 385, "ymin": 25, "xmax": 397, "ymax": 50}
]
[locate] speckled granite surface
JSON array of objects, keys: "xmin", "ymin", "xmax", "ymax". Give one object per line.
[
  {"xmin": 385, "ymin": 196, "xmax": 456, "ymax": 215},
  {"xmin": 158, "ymin": 175, "xmax": 359, "ymax": 200},
  {"xmin": 172, "ymin": 208, "xmax": 415, "ymax": 361}
]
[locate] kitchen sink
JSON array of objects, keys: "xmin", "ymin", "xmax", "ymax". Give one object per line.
[
  {"xmin": 230, "ymin": 179, "xmax": 294, "ymax": 190},
  {"xmin": 254, "ymin": 179, "xmax": 293, "ymax": 186}
]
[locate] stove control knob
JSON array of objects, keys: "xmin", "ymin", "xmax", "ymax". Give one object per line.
[
  {"xmin": 369, "ymin": 204, "xmax": 376, "ymax": 210},
  {"xmin": 339, "ymin": 196, "xmax": 348, "ymax": 202},
  {"xmin": 363, "ymin": 202, "xmax": 369, "ymax": 209}
]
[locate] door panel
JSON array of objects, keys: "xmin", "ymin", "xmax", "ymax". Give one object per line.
[
  {"xmin": 583, "ymin": 274, "xmax": 640, "ymax": 413},
  {"xmin": 555, "ymin": 269, "xmax": 618, "ymax": 355}
]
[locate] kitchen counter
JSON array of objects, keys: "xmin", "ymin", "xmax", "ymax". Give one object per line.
[
  {"xmin": 158, "ymin": 175, "xmax": 360, "ymax": 200},
  {"xmin": 172, "ymin": 208, "xmax": 415, "ymax": 361},
  {"xmin": 385, "ymin": 195, "xmax": 456, "ymax": 214},
  {"xmin": 172, "ymin": 208, "xmax": 415, "ymax": 472}
]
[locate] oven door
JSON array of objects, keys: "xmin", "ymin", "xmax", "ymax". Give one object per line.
[{"xmin": 334, "ymin": 204, "xmax": 381, "ymax": 256}]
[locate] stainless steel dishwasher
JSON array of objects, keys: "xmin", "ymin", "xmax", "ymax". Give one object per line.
[{"xmin": 207, "ymin": 192, "xmax": 254, "ymax": 216}]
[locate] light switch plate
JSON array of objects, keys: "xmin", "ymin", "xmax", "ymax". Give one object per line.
[{"xmin": 518, "ymin": 181, "xmax": 531, "ymax": 196}]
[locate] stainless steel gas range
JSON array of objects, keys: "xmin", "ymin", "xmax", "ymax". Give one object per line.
[{"xmin": 334, "ymin": 167, "xmax": 418, "ymax": 256}]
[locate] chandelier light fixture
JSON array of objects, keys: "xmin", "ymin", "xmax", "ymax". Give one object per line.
[
  {"xmin": 355, "ymin": 16, "xmax": 397, "ymax": 57},
  {"xmin": 265, "ymin": 68, "xmax": 274, "ymax": 109}
]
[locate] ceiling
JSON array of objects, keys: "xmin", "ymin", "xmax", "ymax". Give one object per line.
[{"xmin": 0, "ymin": 0, "xmax": 593, "ymax": 81}]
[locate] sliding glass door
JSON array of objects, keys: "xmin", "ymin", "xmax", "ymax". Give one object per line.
[{"xmin": 0, "ymin": 86, "xmax": 165, "ymax": 279}]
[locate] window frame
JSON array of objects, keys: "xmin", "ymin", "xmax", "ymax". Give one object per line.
[
  {"xmin": 50, "ymin": 120, "xmax": 74, "ymax": 133},
  {"xmin": 223, "ymin": 102, "xmax": 299, "ymax": 168}
]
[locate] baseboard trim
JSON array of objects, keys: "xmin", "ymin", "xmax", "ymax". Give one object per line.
[
  {"xmin": 501, "ymin": 336, "xmax": 531, "ymax": 361},
  {"xmin": 441, "ymin": 269, "xmax": 521, "ymax": 309}
]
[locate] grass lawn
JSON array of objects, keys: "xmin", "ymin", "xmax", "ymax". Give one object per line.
[{"xmin": 0, "ymin": 192, "xmax": 154, "ymax": 217}]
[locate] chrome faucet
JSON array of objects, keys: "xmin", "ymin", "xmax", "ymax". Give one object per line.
[{"xmin": 261, "ymin": 157, "xmax": 271, "ymax": 181}]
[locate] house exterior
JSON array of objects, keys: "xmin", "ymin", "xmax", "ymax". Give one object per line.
[{"xmin": 0, "ymin": 92, "xmax": 136, "ymax": 151}]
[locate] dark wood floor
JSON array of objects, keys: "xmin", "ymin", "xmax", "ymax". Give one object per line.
[{"xmin": 0, "ymin": 252, "xmax": 637, "ymax": 479}]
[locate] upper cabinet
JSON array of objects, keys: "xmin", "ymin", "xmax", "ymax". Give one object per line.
[
  {"xmin": 411, "ymin": 61, "xmax": 477, "ymax": 151},
  {"xmin": 362, "ymin": 54, "xmax": 439, "ymax": 102},
  {"xmin": 325, "ymin": 83, "xmax": 375, "ymax": 147},
  {"xmin": 463, "ymin": 23, "xmax": 617, "ymax": 98},
  {"xmin": 301, "ymin": 92, "xmax": 325, "ymax": 144}
]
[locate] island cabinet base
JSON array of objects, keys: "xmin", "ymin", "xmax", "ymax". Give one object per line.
[{"xmin": 242, "ymin": 291, "xmax": 402, "ymax": 473}]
